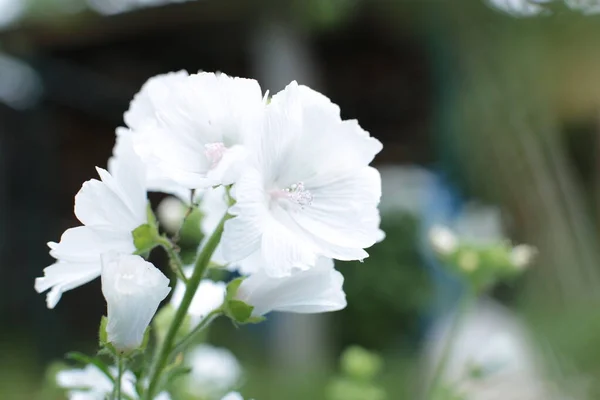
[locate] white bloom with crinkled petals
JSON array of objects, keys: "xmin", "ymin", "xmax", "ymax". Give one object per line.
[
  {"xmin": 56, "ymin": 364, "xmax": 137, "ymax": 400},
  {"xmin": 101, "ymin": 253, "xmax": 171, "ymax": 351},
  {"xmin": 236, "ymin": 257, "xmax": 346, "ymax": 316},
  {"xmin": 35, "ymin": 144, "xmax": 148, "ymax": 308},
  {"xmin": 127, "ymin": 71, "xmax": 265, "ymax": 189},
  {"xmin": 185, "ymin": 344, "xmax": 242, "ymax": 398},
  {"xmin": 222, "ymin": 81, "xmax": 383, "ymax": 277}
]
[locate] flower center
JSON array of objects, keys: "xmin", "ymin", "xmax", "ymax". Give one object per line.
[
  {"xmin": 204, "ymin": 142, "xmax": 227, "ymax": 168},
  {"xmin": 271, "ymin": 181, "xmax": 313, "ymax": 208}
]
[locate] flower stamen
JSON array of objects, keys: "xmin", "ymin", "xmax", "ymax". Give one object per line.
[
  {"xmin": 204, "ymin": 142, "xmax": 227, "ymax": 168},
  {"xmin": 271, "ymin": 181, "xmax": 313, "ymax": 207}
]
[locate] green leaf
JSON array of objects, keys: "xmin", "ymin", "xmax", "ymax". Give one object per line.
[
  {"xmin": 146, "ymin": 202, "xmax": 158, "ymax": 228},
  {"xmin": 132, "ymin": 223, "xmax": 158, "ymax": 253},
  {"xmin": 139, "ymin": 326, "xmax": 150, "ymax": 353},
  {"xmin": 65, "ymin": 352, "xmax": 114, "ymax": 383},
  {"xmin": 225, "ymin": 277, "xmax": 245, "ymax": 301},
  {"xmin": 99, "ymin": 316, "xmax": 108, "ymax": 345},
  {"xmin": 226, "ymin": 299, "xmax": 254, "ymax": 323}
]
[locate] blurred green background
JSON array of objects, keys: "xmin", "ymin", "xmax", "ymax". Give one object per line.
[{"xmin": 3, "ymin": 0, "xmax": 600, "ymax": 399}]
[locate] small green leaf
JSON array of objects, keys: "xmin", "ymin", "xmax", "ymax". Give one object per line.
[
  {"xmin": 99, "ymin": 316, "xmax": 108, "ymax": 345},
  {"xmin": 139, "ymin": 326, "xmax": 150, "ymax": 353},
  {"xmin": 226, "ymin": 299, "xmax": 254, "ymax": 323},
  {"xmin": 146, "ymin": 202, "xmax": 158, "ymax": 228},
  {"xmin": 132, "ymin": 224, "xmax": 158, "ymax": 253},
  {"xmin": 225, "ymin": 277, "xmax": 245, "ymax": 301}
]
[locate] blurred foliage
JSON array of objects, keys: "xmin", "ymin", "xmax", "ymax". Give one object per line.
[
  {"xmin": 337, "ymin": 213, "xmax": 431, "ymax": 350},
  {"xmin": 326, "ymin": 346, "xmax": 386, "ymax": 400}
]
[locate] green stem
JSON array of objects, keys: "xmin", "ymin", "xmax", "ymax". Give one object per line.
[
  {"xmin": 156, "ymin": 236, "xmax": 187, "ymax": 283},
  {"xmin": 171, "ymin": 309, "xmax": 222, "ymax": 357},
  {"xmin": 114, "ymin": 355, "xmax": 124, "ymax": 400},
  {"xmin": 144, "ymin": 213, "xmax": 229, "ymax": 400},
  {"xmin": 426, "ymin": 289, "xmax": 475, "ymax": 400}
]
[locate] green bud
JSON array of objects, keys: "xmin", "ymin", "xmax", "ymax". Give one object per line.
[
  {"xmin": 132, "ymin": 223, "xmax": 159, "ymax": 253},
  {"xmin": 226, "ymin": 299, "xmax": 254, "ymax": 323},
  {"xmin": 340, "ymin": 346, "xmax": 383, "ymax": 381}
]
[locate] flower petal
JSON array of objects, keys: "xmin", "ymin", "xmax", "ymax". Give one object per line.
[{"xmin": 236, "ymin": 257, "xmax": 346, "ymax": 316}]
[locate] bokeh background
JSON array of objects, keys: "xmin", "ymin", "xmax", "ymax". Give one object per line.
[{"xmin": 2, "ymin": 0, "xmax": 600, "ymax": 399}]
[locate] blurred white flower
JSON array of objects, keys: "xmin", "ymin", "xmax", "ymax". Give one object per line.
[
  {"xmin": 157, "ymin": 196, "xmax": 187, "ymax": 234},
  {"xmin": 0, "ymin": 0, "xmax": 25, "ymax": 28},
  {"xmin": 56, "ymin": 364, "xmax": 136, "ymax": 400},
  {"xmin": 510, "ymin": 244, "xmax": 537, "ymax": 269},
  {"xmin": 429, "ymin": 225, "xmax": 458, "ymax": 255},
  {"xmin": 222, "ymin": 392, "xmax": 245, "ymax": 400},
  {"xmin": 424, "ymin": 298, "xmax": 557, "ymax": 399},
  {"xmin": 35, "ymin": 145, "xmax": 147, "ymax": 308},
  {"xmin": 101, "ymin": 253, "xmax": 171, "ymax": 352},
  {"xmin": 127, "ymin": 71, "xmax": 265, "ymax": 189},
  {"xmin": 222, "ymin": 81, "xmax": 383, "ymax": 277},
  {"xmin": 170, "ymin": 275, "xmax": 226, "ymax": 326},
  {"xmin": 236, "ymin": 257, "xmax": 346, "ymax": 316},
  {"xmin": 186, "ymin": 344, "xmax": 242, "ymax": 398},
  {"xmin": 486, "ymin": 0, "xmax": 551, "ymax": 17}
]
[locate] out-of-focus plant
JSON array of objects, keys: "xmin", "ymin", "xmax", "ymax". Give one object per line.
[{"xmin": 326, "ymin": 346, "xmax": 387, "ymax": 400}]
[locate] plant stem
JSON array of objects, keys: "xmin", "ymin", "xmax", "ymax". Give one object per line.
[
  {"xmin": 171, "ymin": 309, "xmax": 222, "ymax": 356},
  {"xmin": 144, "ymin": 213, "xmax": 229, "ymax": 400},
  {"xmin": 156, "ymin": 236, "xmax": 187, "ymax": 283},
  {"xmin": 114, "ymin": 355, "xmax": 124, "ymax": 400},
  {"xmin": 426, "ymin": 289, "xmax": 475, "ymax": 400}
]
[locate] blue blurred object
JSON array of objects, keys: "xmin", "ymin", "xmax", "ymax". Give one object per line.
[{"xmin": 418, "ymin": 171, "xmax": 466, "ymax": 325}]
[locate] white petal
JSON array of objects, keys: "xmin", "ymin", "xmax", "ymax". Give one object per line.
[
  {"xmin": 221, "ymin": 169, "xmax": 268, "ymax": 263},
  {"xmin": 112, "ymin": 127, "xmax": 189, "ymax": 200},
  {"xmin": 259, "ymin": 216, "xmax": 318, "ymax": 277},
  {"xmin": 236, "ymin": 257, "xmax": 346, "ymax": 316},
  {"xmin": 74, "ymin": 166, "xmax": 146, "ymax": 231},
  {"xmin": 291, "ymin": 167, "xmax": 382, "ymax": 249},
  {"xmin": 48, "ymin": 226, "xmax": 135, "ymax": 263},
  {"xmin": 186, "ymin": 345, "xmax": 241, "ymax": 397},
  {"xmin": 124, "ymin": 70, "xmax": 189, "ymax": 131},
  {"xmin": 262, "ymin": 81, "xmax": 382, "ymax": 186},
  {"xmin": 101, "ymin": 254, "xmax": 171, "ymax": 351},
  {"xmin": 35, "ymin": 261, "xmax": 101, "ymax": 308},
  {"xmin": 129, "ymin": 72, "xmax": 265, "ymax": 189}
]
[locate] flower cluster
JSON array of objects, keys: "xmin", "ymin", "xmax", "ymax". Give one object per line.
[{"xmin": 35, "ymin": 71, "xmax": 384, "ymax": 400}]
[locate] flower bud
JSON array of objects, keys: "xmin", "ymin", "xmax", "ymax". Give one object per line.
[{"xmin": 101, "ymin": 253, "xmax": 171, "ymax": 352}]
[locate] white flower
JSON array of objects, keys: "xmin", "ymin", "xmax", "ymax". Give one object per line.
[
  {"xmin": 35, "ymin": 147, "xmax": 147, "ymax": 308},
  {"xmin": 101, "ymin": 253, "xmax": 171, "ymax": 351},
  {"xmin": 111, "ymin": 126, "xmax": 190, "ymax": 200},
  {"xmin": 510, "ymin": 244, "xmax": 537, "ymax": 269},
  {"xmin": 56, "ymin": 364, "xmax": 171, "ymax": 400},
  {"xmin": 127, "ymin": 71, "xmax": 265, "ymax": 189},
  {"xmin": 429, "ymin": 225, "xmax": 458, "ymax": 255},
  {"xmin": 170, "ymin": 275, "xmax": 226, "ymax": 326},
  {"xmin": 424, "ymin": 298, "xmax": 553, "ymax": 399},
  {"xmin": 186, "ymin": 344, "xmax": 242, "ymax": 398},
  {"xmin": 157, "ymin": 196, "xmax": 187, "ymax": 233},
  {"xmin": 56, "ymin": 364, "xmax": 136, "ymax": 399},
  {"xmin": 222, "ymin": 393, "xmax": 244, "ymax": 400},
  {"xmin": 222, "ymin": 81, "xmax": 383, "ymax": 277},
  {"xmin": 236, "ymin": 257, "xmax": 346, "ymax": 316}
]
